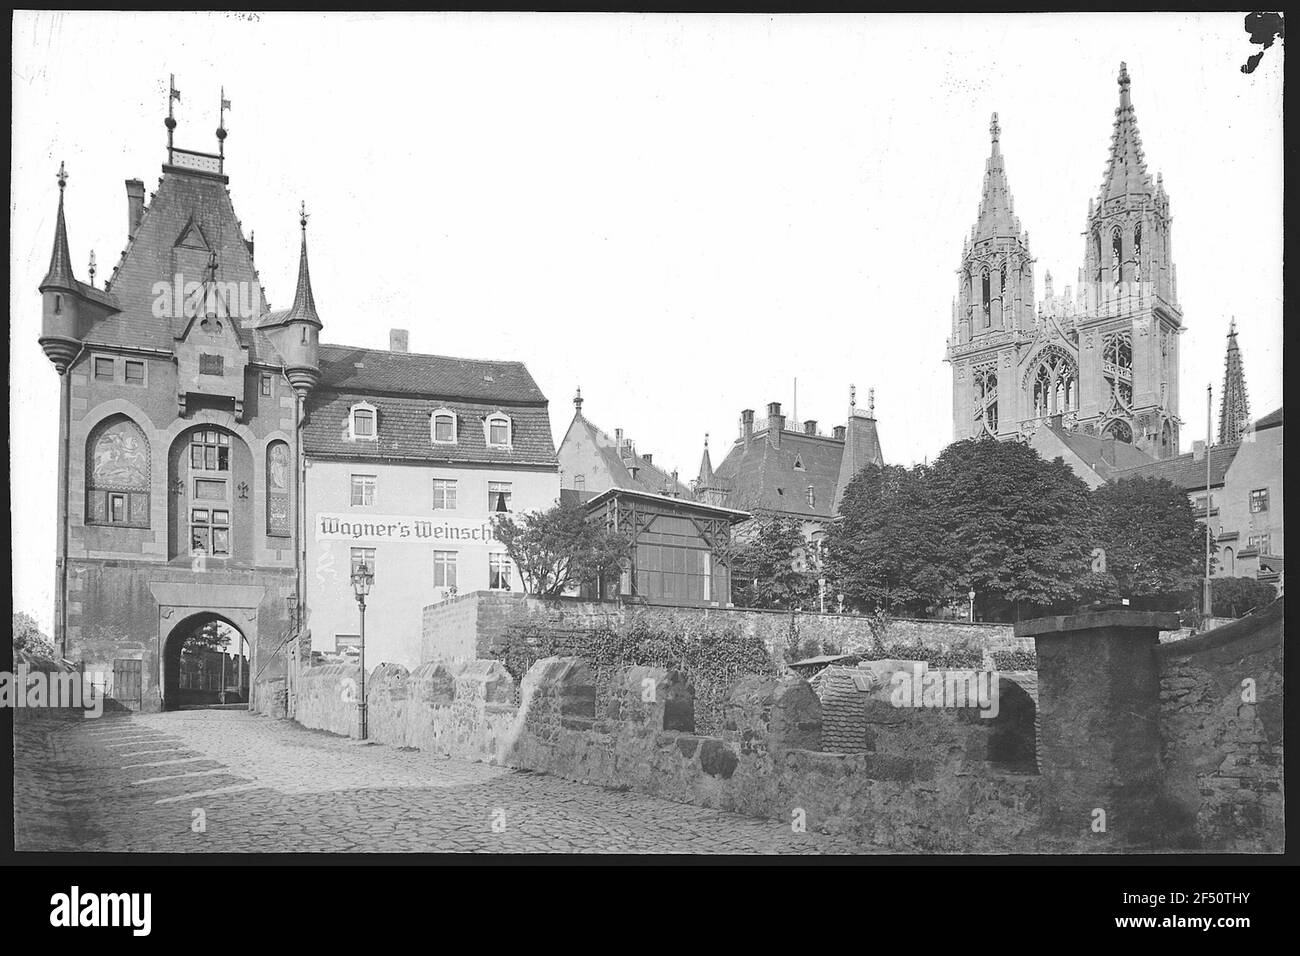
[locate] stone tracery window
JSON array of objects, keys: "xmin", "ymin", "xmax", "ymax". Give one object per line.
[
  {"xmin": 981, "ymin": 270, "xmax": 991, "ymax": 327},
  {"xmin": 1111, "ymin": 227, "xmax": 1123, "ymax": 287},
  {"xmin": 1028, "ymin": 348, "xmax": 1078, "ymax": 419},
  {"xmin": 973, "ymin": 367, "xmax": 998, "ymax": 435},
  {"xmin": 1134, "ymin": 222, "xmax": 1143, "ymax": 286},
  {"xmin": 1102, "ymin": 331, "xmax": 1133, "ymax": 410},
  {"xmin": 86, "ymin": 416, "xmax": 151, "ymax": 527}
]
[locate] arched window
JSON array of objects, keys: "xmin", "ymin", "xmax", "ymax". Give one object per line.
[
  {"xmin": 999, "ymin": 263, "xmax": 1007, "ymax": 298},
  {"xmin": 806, "ymin": 485, "xmax": 816, "ymax": 507},
  {"xmin": 1222, "ymin": 547, "xmax": 1235, "ymax": 576},
  {"xmin": 485, "ymin": 413, "xmax": 512, "ymax": 448},
  {"xmin": 1033, "ymin": 365, "xmax": 1052, "ymax": 417},
  {"xmin": 973, "ymin": 368, "xmax": 998, "ymax": 435},
  {"xmin": 1160, "ymin": 420, "xmax": 1174, "ymax": 457},
  {"xmin": 86, "ymin": 416, "xmax": 150, "ymax": 527},
  {"xmin": 1103, "ymin": 418, "xmax": 1133, "ymax": 444},
  {"xmin": 981, "ymin": 271, "xmax": 991, "ymax": 326},
  {"xmin": 1094, "ymin": 232, "xmax": 1103, "ymax": 283},
  {"xmin": 1111, "ymin": 227, "xmax": 1123, "ymax": 287},
  {"xmin": 574, "ymin": 474, "xmax": 586, "ymax": 493},
  {"xmin": 349, "ymin": 402, "xmax": 377, "ymax": 441},
  {"xmin": 1133, "ymin": 222, "xmax": 1143, "ymax": 285},
  {"xmin": 430, "ymin": 408, "xmax": 457, "ymax": 445},
  {"xmin": 266, "ymin": 440, "xmax": 291, "ymax": 537}
]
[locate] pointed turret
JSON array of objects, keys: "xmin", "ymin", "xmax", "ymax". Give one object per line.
[
  {"xmin": 833, "ymin": 387, "xmax": 885, "ymax": 512},
  {"xmin": 279, "ymin": 203, "xmax": 322, "ymax": 398},
  {"xmin": 696, "ymin": 434, "xmax": 715, "ymax": 488},
  {"xmin": 1218, "ymin": 319, "xmax": 1251, "ymax": 444},
  {"xmin": 41, "ymin": 163, "xmax": 77, "ymax": 293}
]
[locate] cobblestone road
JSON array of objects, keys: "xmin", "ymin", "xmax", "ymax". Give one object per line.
[{"xmin": 14, "ymin": 709, "xmax": 867, "ymax": 854}]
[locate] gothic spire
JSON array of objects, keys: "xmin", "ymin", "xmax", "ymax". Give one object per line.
[
  {"xmin": 972, "ymin": 112, "xmax": 1022, "ymax": 242},
  {"xmin": 1098, "ymin": 62, "xmax": 1154, "ymax": 204},
  {"xmin": 283, "ymin": 201, "xmax": 322, "ymax": 329},
  {"xmin": 1218, "ymin": 318, "xmax": 1251, "ymax": 444},
  {"xmin": 696, "ymin": 434, "xmax": 714, "ymax": 487},
  {"xmin": 41, "ymin": 161, "xmax": 77, "ymax": 291}
]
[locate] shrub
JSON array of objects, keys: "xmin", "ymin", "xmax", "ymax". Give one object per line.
[{"xmin": 992, "ymin": 649, "xmax": 1037, "ymax": 671}]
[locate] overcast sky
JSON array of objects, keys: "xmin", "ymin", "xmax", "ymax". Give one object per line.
[{"xmin": 10, "ymin": 12, "xmax": 1284, "ymax": 631}]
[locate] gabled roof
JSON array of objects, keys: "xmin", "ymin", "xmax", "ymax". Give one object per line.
[
  {"xmin": 1040, "ymin": 422, "xmax": 1155, "ymax": 481},
  {"xmin": 564, "ymin": 413, "xmax": 693, "ymax": 497},
  {"xmin": 317, "ymin": 344, "xmax": 547, "ymax": 403},
  {"xmin": 712, "ymin": 428, "xmax": 845, "ymax": 520},
  {"xmin": 89, "ymin": 166, "xmax": 270, "ymax": 358},
  {"xmin": 1111, "ymin": 442, "xmax": 1240, "ymax": 492}
]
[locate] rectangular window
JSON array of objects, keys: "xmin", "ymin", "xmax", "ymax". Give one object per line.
[
  {"xmin": 1250, "ymin": 488, "xmax": 1269, "ymax": 513},
  {"xmin": 489, "ymin": 554, "xmax": 512, "ymax": 590},
  {"xmin": 488, "ymin": 481, "xmax": 513, "ymax": 512},
  {"xmin": 260, "ymin": 374, "xmax": 272, "ymax": 396},
  {"xmin": 124, "ymin": 360, "xmax": 145, "ymax": 385},
  {"xmin": 432, "ymin": 479, "xmax": 458, "ymax": 510},
  {"xmin": 351, "ymin": 548, "xmax": 376, "ymax": 576},
  {"xmin": 1248, "ymin": 534, "xmax": 1271, "ymax": 554},
  {"xmin": 191, "ymin": 431, "xmax": 230, "ymax": 472},
  {"xmin": 433, "ymin": 415, "xmax": 455, "ymax": 443},
  {"xmin": 350, "ymin": 475, "xmax": 376, "ymax": 507},
  {"xmin": 199, "ymin": 354, "xmax": 224, "ymax": 376},
  {"xmin": 489, "ymin": 419, "xmax": 510, "ymax": 446},
  {"xmin": 353, "ymin": 409, "xmax": 375, "ymax": 438},
  {"xmin": 190, "ymin": 507, "xmax": 229, "ymax": 556},
  {"xmin": 109, "ymin": 493, "xmax": 127, "ymax": 523},
  {"xmin": 433, "ymin": 551, "xmax": 458, "ymax": 589},
  {"xmin": 94, "ymin": 357, "xmax": 114, "ymax": 381}
]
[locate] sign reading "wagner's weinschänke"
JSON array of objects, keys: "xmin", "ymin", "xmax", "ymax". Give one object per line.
[{"xmin": 315, "ymin": 513, "xmax": 500, "ymax": 543}]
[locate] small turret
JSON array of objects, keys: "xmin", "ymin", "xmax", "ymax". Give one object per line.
[
  {"xmin": 281, "ymin": 202, "xmax": 322, "ymax": 398},
  {"xmin": 39, "ymin": 162, "xmax": 84, "ymax": 374}
]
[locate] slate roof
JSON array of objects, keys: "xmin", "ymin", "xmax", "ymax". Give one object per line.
[
  {"xmin": 317, "ymin": 344, "xmax": 547, "ymax": 404},
  {"xmin": 1040, "ymin": 422, "xmax": 1155, "ymax": 481},
  {"xmin": 89, "ymin": 166, "xmax": 275, "ymax": 361},
  {"xmin": 1254, "ymin": 407, "xmax": 1283, "ymax": 431},
  {"xmin": 563, "ymin": 414, "xmax": 694, "ymax": 497},
  {"xmin": 712, "ymin": 429, "xmax": 846, "ymax": 520},
  {"xmin": 303, "ymin": 389, "xmax": 557, "ymax": 466},
  {"xmin": 809, "ymin": 666, "xmax": 872, "ymax": 754},
  {"xmin": 1110, "ymin": 442, "xmax": 1239, "ymax": 491}
]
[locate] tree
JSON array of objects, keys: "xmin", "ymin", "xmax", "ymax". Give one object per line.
[
  {"xmin": 1089, "ymin": 476, "xmax": 1205, "ymax": 608},
  {"xmin": 927, "ymin": 437, "xmax": 1096, "ymax": 620},
  {"xmin": 1210, "ymin": 577, "xmax": 1279, "ymax": 618},
  {"xmin": 726, "ymin": 516, "xmax": 819, "ymax": 610},
  {"xmin": 823, "ymin": 463, "xmax": 953, "ymax": 616},
  {"xmin": 13, "ymin": 612, "xmax": 56, "ymax": 660},
  {"xmin": 491, "ymin": 499, "xmax": 629, "ymax": 597}
]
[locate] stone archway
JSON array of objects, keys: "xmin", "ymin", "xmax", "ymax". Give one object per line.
[
  {"xmin": 150, "ymin": 582, "xmax": 264, "ymax": 712},
  {"xmin": 162, "ymin": 611, "xmax": 249, "ymax": 710}
]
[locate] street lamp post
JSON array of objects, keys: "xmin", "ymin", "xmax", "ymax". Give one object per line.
[
  {"xmin": 350, "ymin": 561, "xmax": 374, "ymax": 740},
  {"xmin": 968, "ymin": 589, "xmax": 976, "ymax": 623}
]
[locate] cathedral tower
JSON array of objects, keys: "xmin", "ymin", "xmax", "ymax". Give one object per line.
[
  {"xmin": 1218, "ymin": 319, "xmax": 1251, "ymax": 444},
  {"xmin": 946, "ymin": 113, "xmax": 1036, "ymax": 440}
]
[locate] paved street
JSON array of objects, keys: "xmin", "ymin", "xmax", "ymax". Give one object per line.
[{"xmin": 14, "ymin": 709, "xmax": 866, "ymax": 854}]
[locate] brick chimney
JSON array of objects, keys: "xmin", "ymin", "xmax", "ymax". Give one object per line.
[
  {"xmin": 768, "ymin": 402, "xmax": 784, "ymax": 448},
  {"xmin": 125, "ymin": 179, "xmax": 145, "ymax": 241},
  {"xmin": 642, "ymin": 453, "xmax": 652, "ymax": 465},
  {"xmin": 389, "ymin": 329, "xmax": 409, "ymax": 353},
  {"xmin": 832, "ymin": 425, "xmax": 846, "ymax": 441},
  {"xmin": 804, "ymin": 419, "xmax": 818, "ymax": 435},
  {"xmin": 741, "ymin": 409, "xmax": 755, "ymax": 448}
]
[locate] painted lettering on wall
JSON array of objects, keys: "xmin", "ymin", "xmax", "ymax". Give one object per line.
[{"xmin": 315, "ymin": 513, "xmax": 499, "ymax": 544}]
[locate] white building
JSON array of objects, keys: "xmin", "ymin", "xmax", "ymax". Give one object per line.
[{"xmin": 301, "ymin": 331, "xmax": 560, "ymax": 667}]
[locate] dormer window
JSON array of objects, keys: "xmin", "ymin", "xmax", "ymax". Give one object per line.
[
  {"xmin": 486, "ymin": 413, "xmax": 512, "ymax": 449},
  {"xmin": 349, "ymin": 402, "xmax": 377, "ymax": 441},
  {"xmin": 431, "ymin": 409, "xmax": 457, "ymax": 445}
]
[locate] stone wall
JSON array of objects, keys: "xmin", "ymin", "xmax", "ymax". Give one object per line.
[
  {"xmin": 294, "ymin": 663, "xmax": 361, "ymax": 738},
  {"xmin": 421, "ymin": 591, "xmax": 1026, "ymax": 669},
  {"xmin": 1156, "ymin": 602, "xmax": 1284, "ymax": 852}
]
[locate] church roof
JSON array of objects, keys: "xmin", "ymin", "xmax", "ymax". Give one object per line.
[
  {"xmin": 1110, "ymin": 442, "xmax": 1240, "ymax": 492},
  {"xmin": 1254, "ymin": 406, "xmax": 1283, "ymax": 431},
  {"xmin": 1039, "ymin": 422, "xmax": 1155, "ymax": 482}
]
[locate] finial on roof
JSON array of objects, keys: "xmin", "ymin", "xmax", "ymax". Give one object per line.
[
  {"xmin": 1228, "ymin": 316, "xmax": 1236, "ymax": 336},
  {"xmin": 989, "ymin": 112, "xmax": 1000, "ymax": 149},
  {"xmin": 166, "ymin": 74, "xmax": 180, "ymax": 152},
  {"xmin": 704, "ymin": 432, "xmax": 709, "ymax": 449},
  {"xmin": 41, "ymin": 160, "xmax": 76, "ymax": 291},
  {"xmin": 299, "ymin": 200, "xmax": 309, "ymax": 232},
  {"xmin": 574, "ymin": 387, "xmax": 583, "ymax": 412},
  {"xmin": 57, "ymin": 160, "xmax": 68, "ymax": 191},
  {"xmin": 88, "ymin": 250, "xmax": 96, "ymax": 288},
  {"xmin": 217, "ymin": 86, "xmax": 230, "ymax": 155},
  {"xmin": 849, "ymin": 384, "xmax": 856, "ymax": 412},
  {"xmin": 868, "ymin": 387, "xmax": 875, "ymax": 417},
  {"xmin": 283, "ymin": 203, "xmax": 322, "ymax": 330}
]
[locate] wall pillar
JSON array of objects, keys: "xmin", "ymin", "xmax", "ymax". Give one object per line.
[{"xmin": 1015, "ymin": 610, "xmax": 1179, "ymax": 842}]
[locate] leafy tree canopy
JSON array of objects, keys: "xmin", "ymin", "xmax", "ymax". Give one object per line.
[{"xmin": 492, "ymin": 499, "xmax": 629, "ymax": 597}]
